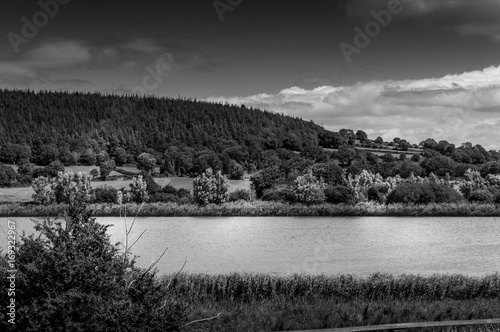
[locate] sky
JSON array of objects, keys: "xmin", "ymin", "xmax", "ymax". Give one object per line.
[{"xmin": 1, "ymin": 0, "xmax": 500, "ymax": 149}]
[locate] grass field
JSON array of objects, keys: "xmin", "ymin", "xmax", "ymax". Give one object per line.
[{"xmin": 0, "ymin": 176, "xmax": 251, "ymax": 203}]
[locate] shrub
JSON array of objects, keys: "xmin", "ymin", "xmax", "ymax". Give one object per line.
[
  {"xmin": 292, "ymin": 170, "xmax": 325, "ymax": 205},
  {"xmin": 0, "ymin": 195, "xmax": 186, "ymax": 330},
  {"xmin": 367, "ymin": 184, "xmax": 389, "ymax": 203},
  {"xmin": 324, "ymin": 185, "xmax": 355, "ymax": 204},
  {"xmin": 192, "ymin": 168, "xmax": 229, "ymax": 205},
  {"xmin": 312, "ymin": 162, "xmax": 345, "ymax": 186},
  {"xmin": 149, "ymin": 192, "xmax": 181, "ymax": 203},
  {"xmin": 459, "ymin": 169, "xmax": 487, "ymax": 198},
  {"xmin": 250, "ymin": 166, "xmax": 282, "ymax": 198},
  {"xmin": 229, "ymin": 162, "xmax": 245, "ymax": 180},
  {"xmin": 52, "ymin": 172, "xmax": 93, "ymax": 205},
  {"xmin": 228, "ymin": 189, "xmax": 251, "ymax": 202},
  {"xmin": 94, "ymin": 186, "xmax": 118, "ymax": 204},
  {"xmin": 387, "ymin": 182, "xmax": 463, "ymax": 204},
  {"xmin": 127, "ymin": 175, "xmax": 149, "ymax": 203},
  {"xmin": 0, "ymin": 164, "xmax": 17, "ymax": 187},
  {"xmin": 137, "ymin": 152, "xmax": 157, "ymax": 174},
  {"xmin": 31, "ymin": 176, "xmax": 54, "ymax": 205},
  {"xmin": 99, "ymin": 159, "xmax": 116, "ymax": 180},
  {"xmin": 261, "ymin": 187, "xmax": 293, "ymax": 203},
  {"xmin": 141, "ymin": 172, "xmax": 162, "ymax": 194},
  {"xmin": 480, "ymin": 161, "xmax": 500, "ymax": 178},
  {"xmin": 162, "ymin": 184, "xmax": 178, "ymax": 195},
  {"xmin": 468, "ymin": 190, "xmax": 495, "ymax": 203},
  {"xmin": 176, "ymin": 188, "xmax": 191, "ymax": 198}
]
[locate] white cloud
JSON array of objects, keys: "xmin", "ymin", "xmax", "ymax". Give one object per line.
[{"xmin": 208, "ymin": 65, "xmax": 500, "ymax": 150}]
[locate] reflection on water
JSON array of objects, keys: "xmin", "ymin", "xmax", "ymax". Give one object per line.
[{"xmin": 2, "ymin": 216, "xmax": 499, "ymax": 276}]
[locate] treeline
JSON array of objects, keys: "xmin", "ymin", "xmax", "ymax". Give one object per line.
[{"xmin": 0, "ymin": 89, "xmax": 325, "ymax": 172}]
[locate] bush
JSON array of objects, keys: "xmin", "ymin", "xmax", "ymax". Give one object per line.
[
  {"xmin": 387, "ymin": 182, "xmax": 463, "ymax": 204},
  {"xmin": 192, "ymin": 168, "xmax": 229, "ymax": 205},
  {"xmin": 141, "ymin": 172, "xmax": 161, "ymax": 194},
  {"xmin": 292, "ymin": 170, "xmax": 325, "ymax": 205},
  {"xmin": 127, "ymin": 175, "xmax": 149, "ymax": 203},
  {"xmin": 324, "ymin": 185, "xmax": 355, "ymax": 205},
  {"xmin": 93, "ymin": 186, "xmax": 118, "ymax": 204},
  {"xmin": 162, "ymin": 184, "xmax": 178, "ymax": 195},
  {"xmin": 148, "ymin": 192, "xmax": 181, "ymax": 203},
  {"xmin": 228, "ymin": 189, "xmax": 251, "ymax": 202},
  {"xmin": 250, "ymin": 166, "xmax": 282, "ymax": 198},
  {"xmin": 312, "ymin": 162, "xmax": 345, "ymax": 186},
  {"xmin": 367, "ymin": 184, "xmax": 389, "ymax": 203},
  {"xmin": 0, "ymin": 195, "xmax": 186, "ymax": 331},
  {"xmin": 468, "ymin": 190, "xmax": 495, "ymax": 203},
  {"xmin": 261, "ymin": 187, "xmax": 293, "ymax": 203},
  {"xmin": 0, "ymin": 164, "xmax": 17, "ymax": 187}
]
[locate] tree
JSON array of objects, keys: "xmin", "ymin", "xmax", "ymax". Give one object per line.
[
  {"xmin": 192, "ymin": 168, "xmax": 229, "ymax": 205},
  {"xmin": 339, "ymin": 129, "xmax": 355, "ymax": 139},
  {"xmin": 324, "ymin": 185, "xmax": 355, "ymax": 204},
  {"xmin": 99, "ymin": 160, "xmax": 116, "ymax": 180},
  {"xmin": 312, "ymin": 162, "xmax": 345, "ymax": 186},
  {"xmin": 114, "ymin": 147, "xmax": 128, "ymax": 166},
  {"xmin": 96, "ymin": 151, "xmax": 110, "ymax": 166},
  {"xmin": 137, "ymin": 152, "xmax": 157, "ymax": 174},
  {"xmin": 337, "ymin": 146, "xmax": 356, "ymax": 166},
  {"xmin": 250, "ymin": 166, "xmax": 282, "ymax": 198},
  {"xmin": 36, "ymin": 144, "xmax": 60, "ymax": 166},
  {"xmin": 0, "ymin": 164, "xmax": 17, "ymax": 187},
  {"xmin": 399, "ymin": 140, "xmax": 410, "ymax": 151},
  {"xmin": 479, "ymin": 161, "xmax": 500, "ymax": 178},
  {"xmin": 355, "ymin": 130, "xmax": 368, "ymax": 142},
  {"xmin": 300, "ymin": 146, "xmax": 328, "ymax": 163},
  {"xmin": 79, "ymin": 148, "xmax": 97, "ymax": 166},
  {"xmin": 381, "ymin": 153, "xmax": 395, "ymax": 163},
  {"xmin": 421, "ymin": 155, "xmax": 456, "ymax": 176},
  {"xmin": 130, "ymin": 175, "xmax": 149, "ymax": 203},
  {"xmin": 292, "ymin": 170, "xmax": 325, "ymax": 205},
  {"xmin": 374, "ymin": 136, "xmax": 384, "ymax": 144}
]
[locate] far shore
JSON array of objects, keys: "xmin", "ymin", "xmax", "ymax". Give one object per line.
[{"xmin": 1, "ymin": 201, "xmax": 500, "ymax": 217}]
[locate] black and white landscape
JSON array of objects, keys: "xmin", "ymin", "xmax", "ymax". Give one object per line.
[{"xmin": 1, "ymin": 1, "xmax": 500, "ymax": 331}]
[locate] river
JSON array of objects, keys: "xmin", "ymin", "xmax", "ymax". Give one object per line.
[{"xmin": 1, "ymin": 216, "xmax": 499, "ymax": 276}]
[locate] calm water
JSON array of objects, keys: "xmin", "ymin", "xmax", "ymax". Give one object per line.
[{"xmin": 2, "ymin": 216, "xmax": 499, "ymax": 276}]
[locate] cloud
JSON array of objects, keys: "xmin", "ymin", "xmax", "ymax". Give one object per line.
[
  {"xmin": 346, "ymin": 0, "xmax": 500, "ymax": 42},
  {"xmin": 207, "ymin": 65, "xmax": 500, "ymax": 150},
  {"xmin": 0, "ymin": 37, "xmax": 219, "ymax": 92}
]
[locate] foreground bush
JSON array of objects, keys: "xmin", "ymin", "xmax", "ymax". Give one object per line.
[{"xmin": 0, "ymin": 198, "xmax": 186, "ymax": 331}]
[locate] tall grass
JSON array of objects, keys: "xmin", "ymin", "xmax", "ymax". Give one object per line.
[
  {"xmin": 166, "ymin": 272, "xmax": 500, "ymax": 302},
  {"xmin": 1, "ymin": 201, "xmax": 500, "ymax": 217},
  {"xmin": 163, "ymin": 273, "xmax": 500, "ymax": 331}
]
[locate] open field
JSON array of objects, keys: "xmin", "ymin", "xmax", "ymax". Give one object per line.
[{"xmin": 0, "ymin": 177, "xmax": 251, "ymax": 203}]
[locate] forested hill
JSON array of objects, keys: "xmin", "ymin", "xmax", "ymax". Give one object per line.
[{"xmin": 0, "ymin": 89, "xmax": 326, "ymax": 163}]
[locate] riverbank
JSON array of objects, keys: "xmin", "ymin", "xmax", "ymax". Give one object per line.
[
  {"xmin": 1, "ymin": 201, "xmax": 500, "ymax": 217},
  {"xmin": 167, "ymin": 272, "xmax": 500, "ymax": 331}
]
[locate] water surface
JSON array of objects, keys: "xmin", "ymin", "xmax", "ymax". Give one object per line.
[{"xmin": 2, "ymin": 216, "xmax": 499, "ymax": 276}]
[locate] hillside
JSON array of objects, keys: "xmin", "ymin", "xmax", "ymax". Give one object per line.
[{"xmin": 0, "ymin": 89, "xmax": 325, "ymax": 160}]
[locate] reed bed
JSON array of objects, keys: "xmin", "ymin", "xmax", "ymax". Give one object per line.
[
  {"xmin": 166, "ymin": 272, "xmax": 500, "ymax": 303},
  {"xmin": 1, "ymin": 201, "xmax": 500, "ymax": 217},
  {"xmin": 163, "ymin": 273, "xmax": 500, "ymax": 331}
]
